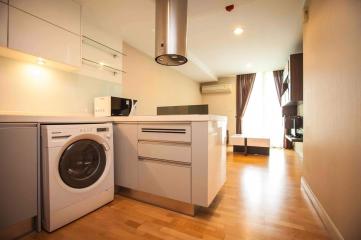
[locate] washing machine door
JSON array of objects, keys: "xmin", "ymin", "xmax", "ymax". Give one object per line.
[{"xmin": 59, "ymin": 139, "xmax": 107, "ymax": 189}]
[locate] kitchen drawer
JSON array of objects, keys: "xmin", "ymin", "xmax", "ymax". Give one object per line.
[
  {"xmin": 138, "ymin": 141, "xmax": 191, "ymax": 164},
  {"xmin": 138, "ymin": 123, "xmax": 191, "ymax": 143},
  {"xmin": 138, "ymin": 159, "xmax": 191, "ymax": 203}
]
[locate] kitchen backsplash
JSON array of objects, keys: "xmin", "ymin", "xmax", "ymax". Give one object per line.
[{"xmin": 0, "ymin": 56, "xmax": 122, "ymax": 116}]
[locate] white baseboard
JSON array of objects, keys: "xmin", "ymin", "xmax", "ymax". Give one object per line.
[{"xmin": 301, "ymin": 177, "xmax": 344, "ymax": 240}]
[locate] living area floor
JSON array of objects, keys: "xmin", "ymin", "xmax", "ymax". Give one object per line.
[{"xmin": 23, "ymin": 149, "xmax": 329, "ymax": 240}]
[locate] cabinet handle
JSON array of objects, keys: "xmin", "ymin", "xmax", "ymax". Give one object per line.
[
  {"xmin": 138, "ymin": 140, "xmax": 190, "ymax": 146},
  {"xmin": 138, "ymin": 156, "xmax": 191, "ymax": 167},
  {"xmin": 141, "ymin": 128, "xmax": 186, "ymax": 134}
]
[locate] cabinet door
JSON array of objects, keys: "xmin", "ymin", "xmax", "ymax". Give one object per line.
[
  {"xmin": 9, "ymin": 0, "xmax": 80, "ymax": 34},
  {"xmin": 0, "ymin": 2, "xmax": 7, "ymax": 47},
  {"xmin": 0, "ymin": 124, "xmax": 38, "ymax": 229},
  {"xmin": 138, "ymin": 141, "xmax": 191, "ymax": 164},
  {"xmin": 138, "ymin": 159, "xmax": 191, "ymax": 203},
  {"xmin": 114, "ymin": 123, "xmax": 139, "ymax": 189},
  {"xmin": 8, "ymin": 6, "xmax": 81, "ymax": 67}
]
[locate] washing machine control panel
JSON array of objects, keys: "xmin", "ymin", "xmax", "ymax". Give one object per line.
[
  {"xmin": 96, "ymin": 127, "xmax": 109, "ymax": 132},
  {"xmin": 78, "ymin": 127, "xmax": 110, "ymax": 134},
  {"xmin": 79, "ymin": 127, "xmax": 94, "ymax": 133},
  {"xmin": 43, "ymin": 124, "xmax": 113, "ymax": 147}
]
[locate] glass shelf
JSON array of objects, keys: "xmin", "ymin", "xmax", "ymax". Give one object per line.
[
  {"xmin": 82, "ymin": 35, "xmax": 126, "ymax": 58},
  {"xmin": 82, "ymin": 58, "xmax": 126, "ymax": 76}
]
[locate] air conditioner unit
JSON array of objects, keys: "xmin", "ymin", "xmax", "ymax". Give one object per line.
[{"xmin": 201, "ymin": 84, "xmax": 231, "ymax": 94}]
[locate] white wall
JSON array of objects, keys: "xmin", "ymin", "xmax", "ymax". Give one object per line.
[
  {"xmin": 0, "ymin": 56, "xmax": 121, "ymax": 115},
  {"xmin": 121, "ymin": 43, "xmax": 202, "ymax": 116},
  {"xmin": 303, "ymin": 0, "xmax": 361, "ymax": 239},
  {"xmin": 0, "ymin": 19, "xmax": 124, "ymax": 116},
  {"xmin": 201, "ymin": 77, "xmax": 236, "ymax": 136}
]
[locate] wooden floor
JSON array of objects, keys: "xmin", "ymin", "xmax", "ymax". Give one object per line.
[{"xmin": 23, "ymin": 149, "xmax": 330, "ymax": 240}]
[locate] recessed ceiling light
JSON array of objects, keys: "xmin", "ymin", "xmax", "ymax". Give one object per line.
[
  {"xmin": 246, "ymin": 63, "xmax": 252, "ymax": 68},
  {"xmin": 233, "ymin": 27, "xmax": 244, "ymax": 35}
]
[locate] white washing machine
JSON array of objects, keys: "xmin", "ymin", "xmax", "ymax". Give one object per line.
[{"xmin": 41, "ymin": 123, "xmax": 114, "ymax": 232}]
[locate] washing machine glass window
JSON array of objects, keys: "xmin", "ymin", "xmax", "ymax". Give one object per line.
[{"xmin": 59, "ymin": 139, "xmax": 106, "ymax": 189}]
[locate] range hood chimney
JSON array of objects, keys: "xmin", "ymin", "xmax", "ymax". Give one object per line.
[{"xmin": 155, "ymin": 0, "xmax": 188, "ymax": 66}]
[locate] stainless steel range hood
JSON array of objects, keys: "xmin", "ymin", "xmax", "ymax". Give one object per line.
[{"xmin": 155, "ymin": 0, "xmax": 188, "ymax": 66}]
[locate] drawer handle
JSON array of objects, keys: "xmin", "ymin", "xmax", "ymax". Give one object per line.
[
  {"xmin": 138, "ymin": 140, "xmax": 191, "ymax": 145},
  {"xmin": 141, "ymin": 128, "xmax": 186, "ymax": 134},
  {"xmin": 138, "ymin": 156, "xmax": 191, "ymax": 166}
]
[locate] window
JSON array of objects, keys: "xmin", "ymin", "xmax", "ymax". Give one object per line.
[{"xmin": 242, "ymin": 72, "xmax": 283, "ymax": 147}]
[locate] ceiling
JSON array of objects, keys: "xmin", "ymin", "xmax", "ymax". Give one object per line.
[{"xmin": 78, "ymin": 0, "xmax": 304, "ymax": 82}]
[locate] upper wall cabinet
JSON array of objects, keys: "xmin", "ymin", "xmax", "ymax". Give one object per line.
[
  {"xmin": 8, "ymin": 6, "xmax": 81, "ymax": 67},
  {"xmin": 0, "ymin": 1, "xmax": 8, "ymax": 47},
  {"xmin": 9, "ymin": 0, "xmax": 80, "ymax": 34},
  {"xmin": 0, "ymin": 0, "xmax": 81, "ymax": 68}
]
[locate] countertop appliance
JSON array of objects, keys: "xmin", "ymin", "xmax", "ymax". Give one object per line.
[
  {"xmin": 41, "ymin": 123, "xmax": 114, "ymax": 232},
  {"xmin": 94, "ymin": 96, "xmax": 137, "ymax": 117}
]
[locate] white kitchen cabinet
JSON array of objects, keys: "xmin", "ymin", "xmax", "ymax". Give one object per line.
[
  {"xmin": 0, "ymin": 1, "xmax": 7, "ymax": 47},
  {"xmin": 9, "ymin": 0, "xmax": 80, "ymax": 34},
  {"xmin": 138, "ymin": 141, "xmax": 191, "ymax": 164},
  {"xmin": 8, "ymin": 6, "xmax": 81, "ymax": 67},
  {"xmin": 82, "ymin": 39, "xmax": 123, "ymax": 69},
  {"xmin": 138, "ymin": 159, "xmax": 191, "ymax": 203},
  {"xmin": 114, "ymin": 117, "xmax": 227, "ymax": 211},
  {"xmin": 114, "ymin": 123, "xmax": 139, "ymax": 189},
  {"xmin": 138, "ymin": 123, "xmax": 191, "ymax": 143},
  {"xmin": 0, "ymin": 123, "xmax": 40, "ymax": 238}
]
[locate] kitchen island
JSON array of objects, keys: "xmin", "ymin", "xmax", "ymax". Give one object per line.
[{"xmin": 113, "ymin": 115, "xmax": 228, "ymax": 215}]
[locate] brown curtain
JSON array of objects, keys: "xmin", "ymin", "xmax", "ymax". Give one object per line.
[
  {"xmin": 273, "ymin": 70, "xmax": 284, "ymax": 106},
  {"xmin": 236, "ymin": 73, "xmax": 256, "ymax": 134}
]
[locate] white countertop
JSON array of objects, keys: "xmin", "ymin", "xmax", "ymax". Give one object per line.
[
  {"xmin": 112, "ymin": 115, "xmax": 227, "ymax": 123},
  {"xmin": 0, "ymin": 114, "xmax": 227, "ymax": 124}
]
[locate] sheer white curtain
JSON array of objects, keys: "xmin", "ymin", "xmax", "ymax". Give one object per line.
[{"xmin": 242, "ymin": 72, "xmax": 283, "ymax": 148}]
